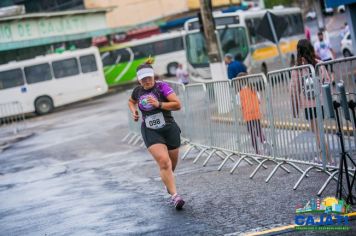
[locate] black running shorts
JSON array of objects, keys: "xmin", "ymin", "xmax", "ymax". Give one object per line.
[{"xmin": 141, "ymin": 122, "xmax": 181, "ymax": 150}]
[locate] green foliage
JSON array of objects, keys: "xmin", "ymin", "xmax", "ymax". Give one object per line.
[{"xmin": 264, "ymin": 0, "xmax": 292, "ymax": 9}]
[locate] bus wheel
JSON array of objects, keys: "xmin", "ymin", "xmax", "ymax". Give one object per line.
[
  {"xmin": 35, "ymin": 96, "xmax": 53, "ymax": 115},
  {"xmin": 167, "ymin": 62, "xmax": 178, "ymax": 76}
]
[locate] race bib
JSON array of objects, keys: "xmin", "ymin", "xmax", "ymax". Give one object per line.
[{"xmin": 145, "ymin": 112, "xmax": 165, "ymax": 129}]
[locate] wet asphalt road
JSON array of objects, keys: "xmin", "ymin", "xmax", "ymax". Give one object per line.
[{"xmin": 0, "ymin": 91, "xmax": 356, "ymax": 236}]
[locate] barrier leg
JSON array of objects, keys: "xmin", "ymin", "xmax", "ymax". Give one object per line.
[
  {"xmin": 215, "ymin": 150, "xmax": 230, "ymax": 160},
  {"xmin": 122, "ymin": 132, "xmax": 132, "ymax": 142},
  {"xmin": 181, "ymin": 144, "xmax": 195, "ymax": 160},
  {"xmin": 265, "ymin": 162, "xmax": 288, "ymax": 183},
  {"xmin": 249, "ymin": 155, "xmax": 268, "ymax": 169},
  {"xmin": 217, "ymin": 153, "xmax": 235, "ymax": 171},
  {"xmin": 193, "ymin": 147, "xmax": 209, "ymax": 164},
  {"xmin": 202, "ymin": 149, "xmax": 217, "ymax": 167},
  {"xmin": 250, "ymin": 159, "xmax": 270, "ymax": 179},
  {"xmin": 133, "ymin": 135, "xmax": 142, "ymax": 145},
  {"xmin": 128, "ymin": 134, "xmax": 138, "ymax": 145},
  {"xmin": 317, "ymin": 171, "xmax": 340, "ymax": 196},
  {"xmin": 294, "ymin": 166, "xmax": 316, "ymax": 190},
  {"xmin": 287, "ymin": 162, "xmax": 308, "ymax": 176},
  {"xmin": 230, "ymin": 155, "xmax": 246, "ymax": 174}
]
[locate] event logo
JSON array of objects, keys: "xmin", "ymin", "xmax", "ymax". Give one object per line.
[
  {"xmin": 139, "ymin": 93, "xmax": 157, "ymax": 111},
  {"xmin": 295, "ymin": 197, "xmax": 351, "ymax": 231}
]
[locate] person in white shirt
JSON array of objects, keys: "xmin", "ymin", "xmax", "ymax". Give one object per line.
[
  {"xmin": 314, "ymin": 31, "xmax": 336, "ymax": 84},
  {"xmin": 314, "ymin": 31, "xmax": 335, "ymax": 61},
  {"xmin": 175, "ymin": 64, "xmax": 189, "ymax": 85},
  {"xmin": 340, "ymin": 22, "xmax": 350, "ymax": 38}
]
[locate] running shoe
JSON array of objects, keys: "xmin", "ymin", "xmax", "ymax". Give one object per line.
[{"xmin": 171, "ymin": 194, "xmax": 185, "ymax": 210}]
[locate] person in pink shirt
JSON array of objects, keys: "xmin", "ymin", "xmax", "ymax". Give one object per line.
[
  {"xmin": 305, "ymin": 26, "xmax": 311, "ymax": 41},
  {"xmin": 290, "ymin": 39, "xmax": 334, "ymax": 165}
]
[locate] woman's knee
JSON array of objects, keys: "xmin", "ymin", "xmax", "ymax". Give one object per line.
[{"xmin": 157, "ymin": 158, "xmax": 172, "ymax": 170}]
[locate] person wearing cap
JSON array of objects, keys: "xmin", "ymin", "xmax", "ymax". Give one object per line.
[
  {"xmin": 128, "ymin": 63, "xmax": 185, "ymax": 210},
  {"xmin": 224, "ymin": 53, "xmax": 247, "ymax": 80}
]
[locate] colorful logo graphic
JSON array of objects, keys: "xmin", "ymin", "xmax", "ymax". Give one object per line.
[
  {"xmin": 296, "ymin": 197, "xmax": 351, "ymax": 214},
  {"xmin": 139, "ymin": 93, "xmax": 157, "ymax": 111},
  {"xmin": 294, "ymin": 197, "xmax": 351, "ymax": 231}
]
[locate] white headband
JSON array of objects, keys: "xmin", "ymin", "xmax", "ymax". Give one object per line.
[{"xmin": 137, "ymin": 67, "xmax": 154, "ymax": 80}]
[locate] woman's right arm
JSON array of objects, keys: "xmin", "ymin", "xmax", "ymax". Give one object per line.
[{"xmin": 128, "ymin": 98, "xmax": 139, "ymax": 121}]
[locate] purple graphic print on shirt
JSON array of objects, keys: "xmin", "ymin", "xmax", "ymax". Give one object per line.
[
  {"xmin": 131, "ymin": 81, "xmax": 175, "ymax": 123},
  {"xmin": 138, "ymin": 93, "xmax": 158, "ymax": 111}
]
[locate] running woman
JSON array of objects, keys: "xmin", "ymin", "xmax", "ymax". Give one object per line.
[{"xmin": 128, "ymin": 63, "xmax": 185, "ymax": 210}]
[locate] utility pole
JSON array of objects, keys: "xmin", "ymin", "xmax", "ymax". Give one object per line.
[
  {"xmin": 199, "ymin": 0, "xmax": 227, "ymax": 81},
  {"xmin": 313, "ymin": 0, "xmax": 325, "ymax": 30}
]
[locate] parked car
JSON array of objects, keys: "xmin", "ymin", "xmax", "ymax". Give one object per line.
[
  {"xmin": 306, "ymin": 11, "xmax": 316, "ymax": 21},
  {"xmin": 323, "ymin": 7, "xmax": 334, "ymax": 15},
  {"xmin": 341, "ymin": 32, "xmax": 354, "ymax": 57},
  {"xmin": 337, "ymin": 5, "xmax": 345, "ymax": 13}
]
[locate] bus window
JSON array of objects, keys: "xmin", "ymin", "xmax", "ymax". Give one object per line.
[
  {"xmin": 218, "ymin": 27, "xmax": 248, "ymax": 60},
  {"xmin": 292, "ymin": 14, "xmax": 304, "ymax": 35},
  {"xmin": 52, "ymin": 58, "xmax": 79, "ymax": 78},
  {"xmin": 132, "ymin": 44, "xmax": 154, "ymax": 59},
  {"xmin": 101, "ymin": 49, "xmax": 131, "ymax": 67},
  {"xmin": 185, "ymin": 32, "xmax": 209, "ymax": 66},
  {"xmin": 245, "ymin": 18, "xmax": 267, "ymax": 44},
  {"xmin": 0, "ymin": 68, "xmax": 24, "ymax": 90},
  {"xmin": 24, "ymin": 63, "xmax": 52, "ymax": 84},
  {"xmin": 154, "ymin": 37, "xmax": 184, "ymax": 55},
  {"xmin": 80, "ymin": 55, "xmax": 98, "ymax": 73},
  {"xmin": 101, "ymin": 51, "xmax": 115, "ymax": 67}
]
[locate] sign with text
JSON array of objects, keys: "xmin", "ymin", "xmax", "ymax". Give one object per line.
[{"xmin": 0, "ymin": 13, "xmax": 107, "ymax": 44}]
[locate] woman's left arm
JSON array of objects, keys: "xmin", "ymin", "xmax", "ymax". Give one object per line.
[
  {"xmin": 147, "ymin": 93, "xmax": 181, "ymax": 111},
  {"xmin": 161, "ymin": 93, "xmax": 181, "ymax": 111}
]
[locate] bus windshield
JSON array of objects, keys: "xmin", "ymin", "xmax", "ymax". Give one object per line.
[{"xmin": 185, "ymin": 26, "xmax": 248, "ymax": 67}]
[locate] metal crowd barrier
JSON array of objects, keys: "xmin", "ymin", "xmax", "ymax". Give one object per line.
[
  {"xmin": 123, "ymin": 58, "xmax": 356, "ymax": 196},
  {"xmin": 315, "ymin": 57, "xmax": 356, "ymax": 157},
  {"xmin": 164, "ymin": 81, "xmax": 188, "ymax": 142},
  {"xmin": 0, "ymin": 101, "xmax": 26, "ymax": 137},
  {"xmin": 122, "ymin": 90, "xmax": 143, "ymax": 146},
  {"xmin": 313, "ymin": 56, "xmax": 356, "ymax": 195}
]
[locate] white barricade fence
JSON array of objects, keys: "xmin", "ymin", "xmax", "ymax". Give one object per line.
[
  {"xmin": 0, "ymin": 101, "xmax": 26, "ymax": 137},
  {"xmin": 230, "ymin": 74, "xmax": 273, "ymax": 156},
  {"xmin": 315, "ymin": 57, "xmax": 356, "ymax": 160},
  {"xmin": 314, "ymin": 57, "xmax": 356, "ymax": 196},
  {"xmin": 123, "ymin": 60, "xmax": 356, "ymax": 195},
  {"xmin": 267, "ymin": 65, "xmax": 326, "ymax": 165},
  {"xmin": 122, "ymin": 90, "xmax": 143, "ymax": 146},
  {"xmin": 179, "ymin": 83, "xmax": 214, "ymax": 161},
  {"xmin": 164, "ymin": 81, "xmax": 188, "ymax": 143}
]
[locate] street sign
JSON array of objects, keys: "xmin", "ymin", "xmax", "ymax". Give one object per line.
[{"xmin": 256, "ymin": 11, "xmax": 287, "ymax": 43}]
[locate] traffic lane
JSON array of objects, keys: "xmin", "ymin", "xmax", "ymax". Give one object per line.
[
  {"xmin": 0, "ymin": 91, "xmax": 213, "ymax": 235},
  {"xmin": 0, "ymin": 90, "xmax": 354, "ymax": 235}
]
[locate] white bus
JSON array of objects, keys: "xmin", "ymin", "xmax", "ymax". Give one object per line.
[
  {"xmin": 184, "ymin": 7, "xmax": 305, "ymax": 81},
  {"xmin": 0, "ymin": 47, "xmax": 108, "ymax": 117},
  {"xmin": 100, "ymin": 30, "xmax": 186, "ymax": 86}
]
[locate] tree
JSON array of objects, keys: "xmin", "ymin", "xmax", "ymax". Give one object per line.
[{"xmin": 264, "ymin": 0, "xmax": 294, "ymax": 9}]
